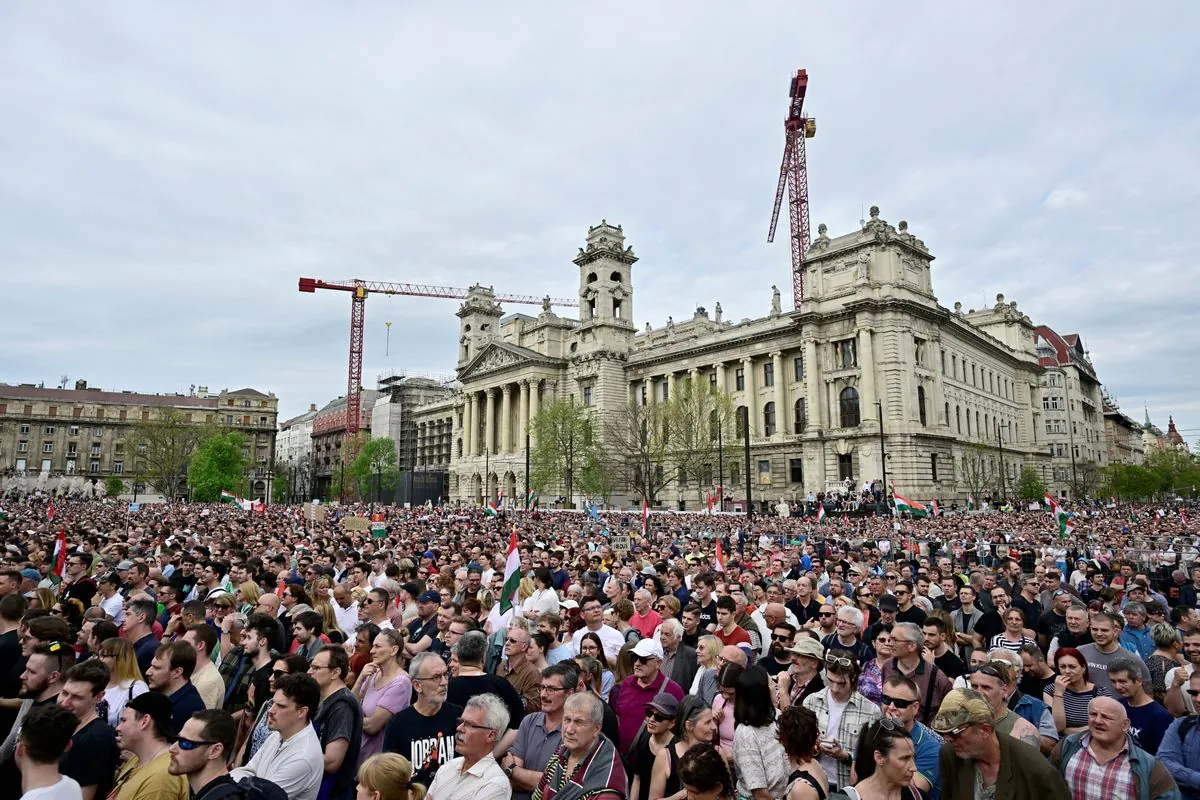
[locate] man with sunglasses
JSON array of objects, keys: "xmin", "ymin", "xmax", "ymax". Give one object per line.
[
  {"xmin": 609, "ymin": 638, "xmax": 684, "ymax": 753},
  {"xmin": 168, "ymin": 710, "xmax": 238, "ymax": 800},
  {"xmin": 880, "ymin": 674, "xmax": 942, "ymax": 800},
  {"xmin": 933, "ymin": 688, "xmax": 1069, "ymax": 800}
]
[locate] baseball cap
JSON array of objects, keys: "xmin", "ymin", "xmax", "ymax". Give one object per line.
[
  {"xmin": 418, "ymin": 590, "xmax": 442, "ymax": 604},
  {"xmin": 116, "ymin": 560, "xmax": 134, "ymax": 570},
  {"xmin": 631, "ymin": 638, "xmax": 664, "ymax": 660},
  {"xmin": 931, "ymin": 689, "xmax": 994, "ymax": 734},
  {"xmin": 401, "ymin": 582, "xmax": 422, "ymax": 599},
  {"xmin": 560, "ymin": 599, "xmax": 579, "ymax": 610},
  {"xmin": 878, "ymin": 594, "xmax": 899, "ymax": 612},
  {"xmin": 641, "ymin": 565, "xmax": 657, "ymax": 576},
  {"xmin": 647, "ymin": 692, "xmax": 680, "ymax": 717},
  {"xmin": 422, "ymin": 550, "xmax": 435, "ymax": 559},
  {"xmin": 19, "ymin": 569, "xmax": 40, "ymax": 582},
  {"xmin": 126, "ymin": 691, "xmax": 177, "ymax": 741},
  {"xmin": 788, "ymin": 637, "xmax": 825, "ymax": 661}
]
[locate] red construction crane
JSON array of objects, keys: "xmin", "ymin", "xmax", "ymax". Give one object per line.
[
  {"xmin": 298, "ymin": 278, "xmax": 579, "ymax": 437},
  {"xmin": 767, "ymin": 68, "xmax": 817, "ymax": 309}
]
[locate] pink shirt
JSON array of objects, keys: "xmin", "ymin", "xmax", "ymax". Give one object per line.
[{"xmin": 631, "ymin": 608, "xmax": 663, "ymax": 639}]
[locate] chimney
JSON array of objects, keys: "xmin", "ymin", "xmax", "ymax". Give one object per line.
[
  {"xmin": 310, "ymin": 403, "xmax": 318, "ymax": 412},
  {"xmin": 74, "ymin": 379, "xmax": 87, "ymax": 390}
]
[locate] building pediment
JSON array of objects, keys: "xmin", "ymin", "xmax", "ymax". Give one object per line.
[{"xmin": 457, "ymin": 341, "xmax": 565, "ymax": 382}]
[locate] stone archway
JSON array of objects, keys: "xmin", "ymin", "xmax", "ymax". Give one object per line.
[
  {"xmin": 486, "ymin": 472, "xmax": 498, "ymax": 503},
  {"xmin": 505, "ymin": 471, "xmax": 517, "ymax": 505},
  {"xmin": 470, "ymin": 473, "xmax": 482, "ymax": 506}
]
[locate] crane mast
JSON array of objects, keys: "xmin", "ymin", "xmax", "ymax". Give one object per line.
[{"xmin": 767, "ymin": 69, "xmax": 816, "ymax": 309}]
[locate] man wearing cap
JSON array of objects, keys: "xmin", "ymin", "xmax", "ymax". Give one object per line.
[
  {"xmin": 405, "ymin": 591, "xmax": 442, "ymax": 658},
  {"xmin": 934, "ymin": 688, "xmax": 1069, "ymax": 800},
  {"xmin": 776, "ymin": 635, "xmax": 825, "ymax": 708},
  {"xmin": 112, "ymin": 692, "xmax": 189, "ymax": 800},
  {"xmin": 609, "ymin": 637, "xmax": 684, "ymax": 752}
]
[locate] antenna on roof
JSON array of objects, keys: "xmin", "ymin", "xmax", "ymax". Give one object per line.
[{"xmin": 59, "ymin": 375, "xmax": 69, "ymax": 390}]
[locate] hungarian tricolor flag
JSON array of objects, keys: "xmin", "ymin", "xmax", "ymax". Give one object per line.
[
  {"xmin": 892, "ymin": 483, "xmax": 928, "ymax": 517},
  {"xmin": 642, "ymin": 500, "xmax": 649, "ymax": 537},
  {"xmin": 967, "ymin": 494, "xmax": 976, "ymax": 511},
  {"xmin": 485, "ymin": 499, "xmax": 499, "ymax": 517},
  {"xmin": 714, "ymin": 537, "xmax": 726, "ymax": 573},
  {"xmin": 51, "ymin": 530, "xmax": 68, "ymax": 579},
  {"xmin": 220, "ymin": 491, "xmax": 251, "ymax": 511},
  {"xmin": 931, "ymin": 499, "xmax": 942, "ymax": 517},
  {"xmin": 1045, "ymin": 493, "xmax": 1074, "ymax": 539},
  {"xmin": 499, "ymin": 526, "xmax": 521, "ymax": 613},
  {"xmin": 816, "ymin": 502, "xmax": 826, "ymax": 524},
  {"xmin": 46, "ymin": 500, "xmax": 56, "ymax": 522}
]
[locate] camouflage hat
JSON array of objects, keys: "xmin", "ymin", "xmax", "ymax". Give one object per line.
[{"xmin": 931, "ymin": 689, "xmax": 994, "ymax": 734}]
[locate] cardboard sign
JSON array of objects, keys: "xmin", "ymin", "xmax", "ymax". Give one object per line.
[
  {"xmin": 610, "ymin": 534, "xmax": 631, "ymax": 551},
  {"xmin": 371, "ymin": 521, "xmax": 387, "ymax": 539},
  {"xmin": 342, "ymin": 516, "xmax": 371, "ymax": 532}
]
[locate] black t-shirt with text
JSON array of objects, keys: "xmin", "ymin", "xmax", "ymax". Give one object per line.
[{"xmin": 382, "ymin": 702, "xmax": 462, "ymax": 789}]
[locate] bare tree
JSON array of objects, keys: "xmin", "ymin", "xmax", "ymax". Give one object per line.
[
  {"xmin": 127, "ymin": 408, "xmax": 204, "ymax": 500},
  {"xmin": 665, "ymin": 380, "xmax": 739, "ymax": 504},
  {"xmin": 957, "ymin": 438, "xmax": 1001, "ymax": 506},
  {"xmin": 604, "ymin": 399, "xmax": 672, "ymax": 505}
]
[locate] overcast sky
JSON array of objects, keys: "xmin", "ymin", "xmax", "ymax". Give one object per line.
[{"xmin": 2, "ymin": 3, "xmax": 1197, "ymax": 445}]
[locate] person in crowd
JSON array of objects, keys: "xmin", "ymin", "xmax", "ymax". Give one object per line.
[
  {"xmin": 822, "ymin": 606, "xmax": 871, "ymax": 664},
  {"xmin": 111, "ymin": 692, "xmax": 189, "ymax": 800},
  {"xmin": 353, "ymin": 628, "xmax": 412, "ymax": 765},
  {"xmin": 1120, "ymin": 602, "xmax": 1156, "ymax": 661},
  {"xmin": 231, "ymin": 673, "xmax": 324, "ymax": 800},
  {"xmin": 499, "ymin": 662, "xmax": 578, "ymax": 800},
  {"xmin": 1166, "ymin": 630, "xmax": 1200, "ymax": 717},
  {"xmin": 357, "ymin": 753, "xmax": 427, "ymax": 800},
  {"xmin": 949, "ymin": 586, "xmax": 984, "ymax": 661},
  {"xmin": 883, "ymin": 622, "xmax": 952, "ymax": 727},
  {"xmin": 802, "ymin": 649, "xmax": 881, "ymax": 792},
  {"xmin": 660, "ymin": 617, "xmax": 698, "ymax": 690},
  {"xmin": 146, "ymin": 641, "xmax": 206, "ymax": 733},
  {"xmin": 218, "ymin": 612, "xmax": 278, "ymax": 715},
  {"xmin": 96, "ymin": 637, "xmax": 150, "ymax": 727},
  {"xmin": 166, "ymin": 710, "xmax": 239, "ymax": 800},
  {"xmin": 1080, "ymin": 611, "xmax": 1152, "ymax": 693},
  {"xmin": 1016, "ymin": 642, "xmax": 1057, "ymax": 700},
  {"xmin": 570, "ymin": 597, "xmax": 625, "ymax": 662},
  {"xmin": 571, "ymin": 655, "xmax": 622, "ymax": 747},
  {"xmin": 498, "ymin": 622, "xmax": 541, "ymax": 713},
  {"xmin": 922, "ymin": 617, "xmax": 967, "ymax": 680},
  {"xmin": 382, "ymin": 651, "xmax": 460, "ymax": 790},
  {"xmin": 1047, "ymin": 646, "xmax": 1113, "ymax": 735},
  {"xmin": 968, "ymin": 660, "xmax": 1041, "ymax": 747},
  {"xmin": 850, "ymin": 718, "xmax": 920, "ymax": 800},
  {"xmin": 447, "ymin": 630, "xmax": 525, "ymax": 736},
  {"xmin": 310, "ymin": 646, "xmax": 364, "ymax": 800},
  {"xmin": 1047, "ymin": 604, "xmax": 1093, "ymax": 662},
  {"xmin": 777, "ymin": 705, "xmax": 828, "ymax": 800},
  {"xmin": 426, "ymin": 693, "xmax": 510, "ymax": 800},
  {"xmin": 57, "ymin": 658, "xmax": 121, "ymax": 800},
  {"xmin": 291, "ymin": 610, "xmax": 326, "ymax": 662},
  {"xmin": 15, "ymin": 703, "xmax": 81, "ymax": 800},
  {"xmin": 677, "ymin": 743, "xmax": 735, "ymax": 800},
  {"xmin": 933, "ymin": 688, "xmax": 1070, "ymax": 800},
  {"xmin": 576, "ymin": 632, "xmax": 616, "ymax": 700},
  {"xmin": 1108, "ymin": 655, "xmax": 1175, "ymax": 755},
  {"xmin": 881, "ymin": 674, "xmax": 943, "ymax": 800},
  {"xmin": 1051, "ymin": 695, "xmax": 1178, "ymax": 800},
  {"xmin": 1146, "ymin": 622, "xmax": 1183, "ymax": 703},
  {"xmin": 626, "ymin": 692, "xmax": 677, "ymax": 800},
  {"xmin": 179, "ymin": 624, "xmax": 224, "ymax": 710},
  {"xmin": 858, "ymin": 623, "xmax": 893, "ymax": 706},
  {"xmin": 1158, "ymin": 669, "xmax": 1200, "ymax": 799},
  {"xmin": 649, "ymin": 695, "xmax": 716, "ymax": 800},
  {"xmin": 732, "ymin": 666, "xmax": 789, "ymax": 800},
  {"xmin": 125, "ymin": 599, "xmax": 161, "ymax": 676},
  {"xmin": 530, "ymin": 692, "xmax": 626, "ymax": 800},
  {"xmin": 610, "ymin": 637, "xmax": 685, "ymax": 753}
]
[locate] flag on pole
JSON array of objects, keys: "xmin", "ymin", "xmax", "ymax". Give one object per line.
[
  {"xmin": 1129, "ymin": 509, "xmax": 1139, "ymax": 524},
  {"xmin": 891, "ymin": 483, "xmax": 928, "ymax": 517},
  {"xmin": 499, "ymin": 526, "xmax": 522, "ymax": 614},
  {"xmin": 931, "ymin": 499, "xmax": 941, "ymax": 517},
  {"xmin": 220, "ymin": 491, "xmax": 252, "ymax": 511},
  {"xmin": 714, "ymin": 537, "xmax": 726, "ymax": 573},
  {"xmin": 642, "ymin": 500, "xmax": 649, "ymax": 537},
  {"xmin": 52, "ymin": 530, "xmax": 67, "ymax": 579},
  {"xmin": 526, "ymin": 490, "xmax": 537, "ymax": 510},
  {"xmin": 46, "ymin": 500, "xmax": 56, "ymax": 522},
  {"xmin": 967, "ymin": 494, "xmax": 976, "ymax": 511},
  {"xmin": 817, "ymin": 502, "xmax": 826, "ymax": 524},
  {"xmin": 485, "ymin": 499, "xmax": 499, "ymax": 517},
  {"xmin": 1045, "ymin": 493, "xmax": 1074, "ymax": 539}
]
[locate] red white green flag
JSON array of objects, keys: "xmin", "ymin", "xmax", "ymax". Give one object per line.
[
  {"xmin": 817, "ymin": 503, "xmax": 826, "ymax": 524},
  {"xmin": 1045, "ymin": 493, "xmax": 1074, "ymax": 539},
  {"xmin": 642, "ymin": 500, "xmax": 649, "ymax": 537},
  {"xmin": 714, "ymin": 537, "xmax": 726, "ymax": 573},
  {"xmin": 499, "ymin": 526, "xmax": 521, "ymax": 613},
  {"xmin": 891, "ymin": 482, "xmax": 928, "ymax": 517}
]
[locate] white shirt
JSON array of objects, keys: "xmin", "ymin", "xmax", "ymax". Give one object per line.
[
  {"xmin": 21, "ymin": 776, "xmax": 81, "ymax": 800},
  {"xmin": 100, "ymin": 592, "xmax": 125, "ymax": 626},
  {"xmin": 520, "ymin": 588, "xmax": 559, "ymax": 620},
  {"xmin": 333, "ymin": 600, "xmax": 360, "ymax": 638},
  {"xmin": 427, "ymin": 754, "xmax": 511, "ymax": 800},
  {"xmin": 571, "ymin": 624, "xmax": 626, "ymax": 662},
  {"xmin": 232, "ymin": 724, "xmax": 323, "ymax": 800}
]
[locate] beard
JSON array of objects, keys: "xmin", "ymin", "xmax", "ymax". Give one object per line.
[{"xmin": 770, "ymin": 643, "xmax": 787, "ymax": 660}]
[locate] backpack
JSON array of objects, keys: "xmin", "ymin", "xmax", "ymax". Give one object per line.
[{"xmin": 202, "ymin": 776, "xmax": 290, "ymax": 800}]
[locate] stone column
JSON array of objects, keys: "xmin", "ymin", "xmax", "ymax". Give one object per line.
[
  {"xmin": 461, "ymin": 400, "xmax": 471, "ymax": 458},
  {"xmin": 518, "ymin": 380, "xmax": 529, "ymax": 446},
  {"xmin": 712, "ymin": 362, "xmax": 725, "ymax": 392},
  {"xmin": 804, "ymin": 340, "xmax": 822, "ymax": 430},
  {"xmin": 689, "ymin": 367, "xmax": 699, "ymax": 388},
  {"xmin": 858, "ymin": 328, "xmax": 878, "ymax": 422},
  {"xmin": 648, "ymin": 376, "xmax": 657, "ymax": 405},
  {"xmin": 485, "ymin": 388, "xmax": 496, "ymax": 455},
  {"xmin": 772, "ymin": 351, "xmax": 787, "ymax": 437},
  {"xmin": 742, "ymin": 357, "xmax": 756, "ymax": 437},
  {"xmin": 529, "ymin": 379, "xmax": 541, "ymax": 446},
  {"xmin": 500, "ymin": 384, "xmax": 513, "ymax": 453},
  {"xmin": 468, "ymin": 393, "xmax": 479, "ymax": 457}
]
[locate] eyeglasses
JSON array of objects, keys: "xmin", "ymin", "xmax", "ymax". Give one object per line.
[
  {"xmin": 818, "ymin": 612, "xmax": 834, "ymax": 618},
  {"xmin": 309, "ymin": 663, "xmax": 333, "ymax": 672},
  {"xmin": 415, "ymin": 672, "xmax": 449, "ymax": 683},
  {"xmin": 972, "ymin": 665, "xmax": 1004, "ymax": 680},
  {"xmin": 539, "ymin": 684, "xmax": 568, "ymax": 693},
  {"xmin": 272, "ymin": 670, "xmax": 286, "ymax": 679},
  {"xmin": 875, "ymin": 718, "xmax": 904, "ymax": 733},
  {"xmin": 505, "ymin": 637, "xmax": 527, "ymax": 647},
  {"xmin": 456, "ymin": 717, "xmax": 492, "ymax": 732},
  {"xmin": 644, "ymin": 709, "xmax": 673, "ymax": 722},
  {"xmin": 881, "ymin": 694, "xmax": 917, "ymax": 709},
  {"xmin": 825, "ymin": 654, "xmax": 855, "ymax": 669},
  {"xmin": 175, "ymin": 737, "xmax": 218, "ymax": 751}
]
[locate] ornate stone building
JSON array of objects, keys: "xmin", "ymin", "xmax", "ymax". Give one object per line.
[{"xmin": 421, "ymin": 209, "xmax": 1119, "ymax": 509}]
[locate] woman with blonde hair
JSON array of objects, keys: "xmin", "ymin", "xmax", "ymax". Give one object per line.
[
  {"xmin": 32, "ymin": 587, "xmax": 55, "ymax": 611},
  {"xmin": 356, "ymin": 752, "xmax": 426, "ymax": 800},
  {"xmin": 312, "ymin": 575, "xmax": 338, "ymax": 633},
  {"xmin": 237, "ymin": 580, "xmax": 261, "ymax": 615},
  {"xmin": 690, "ymin": 634, "xmax": 723, "ymax": 701},
  {"xmin": 97, "ymin": 636, "xmax": 149, "ymax": 726}
]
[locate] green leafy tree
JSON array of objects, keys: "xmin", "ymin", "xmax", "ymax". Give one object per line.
[
  {"xmin": 530, "ymin": 400, "xmax": 607, "ymax": 505},
  {"xmin": 1016, "ymin": 467, "xmax": 1046, "ymax": 502},
  {"xmin": 1144, "ymin": 447, "xmax": 1200, "ymax": 498},
  {"xmin": 351, "ymin": 438, "xmax": 401, "ymax": 502},
  {"xmin": 187, "ymin": 431, "xmax": 247, "ymax": 501},
  {"xmin": 272, "ymin": 467, "xmax": 291, "ymax": 504},
  {"xmin": 128, "ymin": 408, "xmax": 204, "ymax": 500},
  {"xmin": 332, "ymin": 433, "xmax": 368, "ymax": 502},
  {"xmin": 665, "ymin": 381, "xmax": 738, "ymax": 504},
  {"xmin": 1102, "ymin": 464, "xmax": 1159, "ymax": 502},
  {"xmin": 104, "ymin": 477, "xmax": 126, "ymax": 498}
]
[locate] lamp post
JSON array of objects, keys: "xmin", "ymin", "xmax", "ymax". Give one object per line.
[
  {"xmin": 875, "ymin": 400, "xmax": 888, "ymax": 509},
  {"xmin": 995, "ymin": 420, "xmax": 1010, "ymax": 502},
  {"xmin": 742, "ymin": 406, "xmax": 752, "ymax": 518},
  {"xmin": 524, "ymin": 431, "xmax": 531, "ymax": 511},
  {"xmin": 717, "ymin": 417, "xmax": 724, "ymax": 512}
]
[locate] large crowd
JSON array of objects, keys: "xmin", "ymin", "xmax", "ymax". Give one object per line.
[{"xmin": 0, "ymin": 492, "xmax": 1198, "ymax": 800}]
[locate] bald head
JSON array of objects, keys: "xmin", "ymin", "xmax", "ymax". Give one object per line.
[
  {"xmin": 763, "ymin": 603, "xmax": 787, "ymax": 627},
  {"xmin": 1090, "ymin": 695, "xmax": 1127, "ymax": 721},
  {"xmin": 1088, "ymin": 695, "xmax": 1130, "ymax": 746},
  {"xmin": 258, "ymin": 593, "xmax": 280, "ymax": 613},
  {"xmin": 719, "ymin": 645, "xmax": 748, "ymax": 668}
]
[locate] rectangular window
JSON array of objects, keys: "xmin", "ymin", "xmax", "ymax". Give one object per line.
[
  {"xmin": 17, "ymin": 441, "xmax": 28, "ymax": 452},
  {"xmin": 90, "ymin": 445, "xmax": 101, "ymax": 456},
  {"xmin": 709, "ymin": 371, "xmax": 717, "ymax": 388},
  {"xmin": 15, "ymin": 458, "xmax": 26, "ymax": 472},
  {"xmin": 837, "ymin": 453, "xmax": 854, "ymax": 481},
  {"xmin": 43, "ymin": 426, "xmax": 55, "ymax": 435},
  {"xmin": 763, "ymin": 362, "xmax": 774, "ymax": 387},
  {"xmin": 40, "ymin": 459, "xmax": 51, "ymax": 473},
  {"xmin": 730, "ymin": 462, "xmax": 740, "ymax": 487},
  {"xmin": 69, "ymin": 426, "xmax": 79, "ymax": 436},
  {"xmin": 66, "ymin": 460, "xmax": 76, "ymax": 474},
  {"xmin": 757, "ymin": 459, "xmax": 771, "ymax": 478},
  {"xmin": 95, "ymin": 408, "xmax": 103, "ymax": 419},
  {"xmin": 92, "ymin": 427, "xmax": 102, "ymax": 436},
  {"xmin": 835, "ymin": 339, "xmax": 857, "ymax": 369},
  {"xmin": 259, "ymin": 416, "xmax": 268, "ymax": 425},
  {"xmin": 48, "ymin": 406, "xmax": 56, "ymax": 418},
  {"xmin": 735, "ymin": 368, "xmax": 745, "ymax": 391},
  {"xmin": 661, "ymin": 382, "xmax": 669, "ymax": 403},
  {"xmin": 789, "ymin": 458, "xmax": 803, "ymax": 484},
  {"xmin": 19, "ymin": 424, "xmax": 30, "ymax": 435},
  {"xmin": 73, "ymin": 407, "xmax": 82, "ymax": 418},
  {"xmin": 41, "ymin": 442, "xmax": 53, "ymax": 453},
  {"xmin": 113, "ymin": 461, "xmax": 124, "ymax": 475},
  {"xmin": 931, "ymin": 453, "xmax": 939, "ymax": 482},
  {"xmin": 119, "ymin": 409, "xmax": 127, "ymax": 421},
  {"xmin": 582, "ymin": 386, "xmax": 593, "ymax": 407},
  {"xmin": 793, "ymin": 356, "xmax": 804, "ymax": 382},
  {"xmin": 89, "ymin": 459, "xmax": 100, "ymax": 474},
  {"xmin": 67, "ymin": 444, "xmax": 77, "ymax": 456},
  {"xmin": 226, "ymin": 415, "xmax": 234, "ymax": 425}
]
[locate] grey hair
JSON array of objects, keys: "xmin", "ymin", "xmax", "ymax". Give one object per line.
[
  {"xmin": 408, "ymin": 651, "xmax": 441, "ymax": 680},
  {"xmin": 454, "ymin": 630, "xmax": 488, "ymax": 665},
  {"xmin": 464, "ymin": 692, "xmax": 510, "ymax": 735},
  {"xmin": 1151, "ymin": 622, "xmax": 1182, "ymax": 649},
  {"xmin": 1107, "ymin": 656, "xmax": 1144, "ymax": 683},
  {"xmin": 837, "ymin": 606, "xmax": 864, "ymax": 628},
  {"xmin": 564, "ymin": 690, "xmax": 604, "ymax": 726},
  {"xmin": 893, "ymin": 622, "xmax": 924, "ymax": 649},
  {"xmin": 225, "ymin": 612, "xmax": 248, "ymax": 630},
  {"xmin": 1123, "ymin": 602, "xmax": 1147, "ymax": 617},
  {"xmin": 988, "ymin": 647, "xmax": 1021, "ymax": 670},
  {"xmin": 659, "ymin": 617, "xmax": 683, "ymax": 637}
]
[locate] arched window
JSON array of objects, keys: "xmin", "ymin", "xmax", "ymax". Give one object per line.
[
  {"xmin": 917, "ymin": 386, "xmax": 927, "ymax": 427},
  {"xmin": 586, "ymin": 272, "xmax": 598, "ymax": 284},
  {"xmin": 966, "ymin": 409, "xmax": 971, "ymax": 436},
  {"xmin": 609, "ymin": 270, "xmax": 622, "ymax": 282},
  {"xmin": 976, "ymin": 411, "xmax": 981, "ymax": 436},
  {"xmin": 735, "ymin": 406, "xmax": 748, "ymax": 439},
  {"xmin": 984, "ymin": 413, "xmax": 990, "ymax": 438},
  {"xmin": 763, "ymin": 402, "xmax": 776, "ymax": 436},
  {"xmin": 839, "ymin": 387, "xmax": 860, "ymax": 428},
  {"xmin": 944, "ymin": 402, "xmax": 950, "ymax": 427},
  {"xmin": 956, "ymin": 405, "xmax": 962, "ymax": 433},
  {"xmin": 794, "ymin": 399, "xmax": 807, "ymax": 434}
]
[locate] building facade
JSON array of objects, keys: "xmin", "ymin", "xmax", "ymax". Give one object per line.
[
  {"xmin": 0, "ymin": 380, "xmax": 278, "ymax": 500},
  {"xmin": 1033, "ymin": 326, "xmax": 1107, "ymax": 499},
  {"xmin": 277, "ymin": 404, "xmax": 318, "ymax": 502},
  {"xmin": 1104, "ymin": 400, "xmax": 1145, "ymax": 466},
  {"xmin": 430, "ymin": 210, "xmax": 1110, "ymax": 509},
  {"xmin": 372, "ymin": 373, "xmax": 455, "ymax": 504},
  {"xmin": 311, "ymin": 389, "xmax": 382, "ymax": 499}
]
